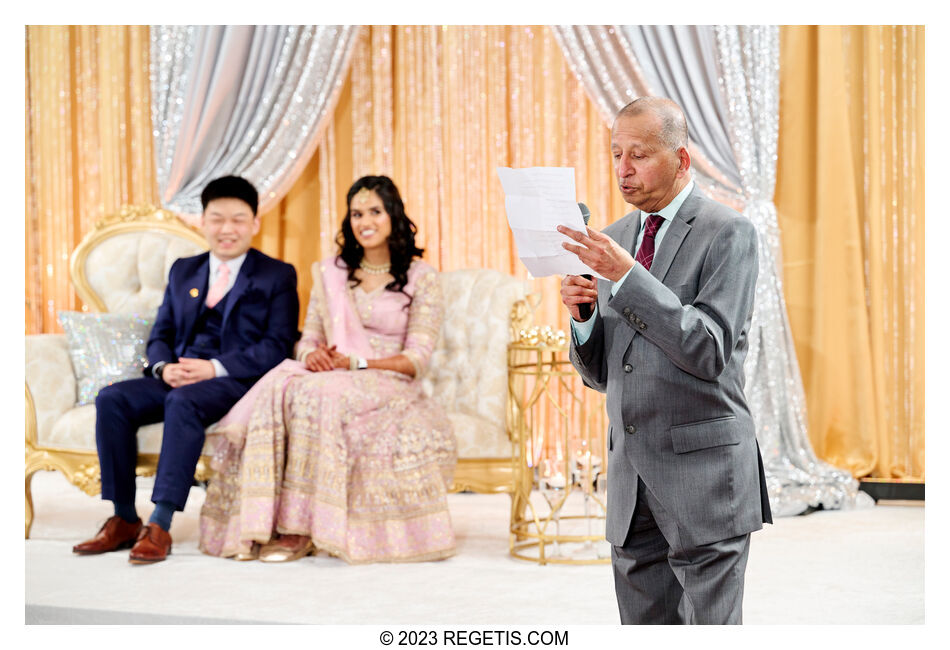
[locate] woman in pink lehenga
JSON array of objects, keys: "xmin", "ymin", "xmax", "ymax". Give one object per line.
[{"xmin": 198, "ymin": 176, "xmax": 456, "ymax": 563}]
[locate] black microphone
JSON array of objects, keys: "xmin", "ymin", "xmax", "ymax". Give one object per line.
[{"xmin": 576, "ymin": 202, "xmax": 594, "ymax": 321}]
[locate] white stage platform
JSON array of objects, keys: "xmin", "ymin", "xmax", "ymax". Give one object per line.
[{"xmin": 25, "ymin": 471, "xmax": 923, "ymax": 625}]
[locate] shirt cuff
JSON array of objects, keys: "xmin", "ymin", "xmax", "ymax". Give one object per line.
[
  {"xmin": 210, "ymin": 359, "xmax": 228, "ymax": 377},
  {"xmin": 295, "ymin": 345, "xmax": 316, "ymax": 363},
  {"xmin": 570, "ymin": 305, "xmax": 598, "ymax": 346},
  {"xmin": 610, "ymin": 265, "xmax": 634, "ymax": 297}
]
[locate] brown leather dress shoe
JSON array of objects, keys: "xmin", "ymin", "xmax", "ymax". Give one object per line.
[
  {"xmin": 73, "ymin": 515, "xmax": 143, "ymax": 555},
  {"xmin": 128, "ymin": 523, "xmax": 172, "ymax": 564}
]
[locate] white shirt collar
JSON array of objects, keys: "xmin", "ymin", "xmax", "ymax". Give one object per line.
[
  {"xmin": 641, "ymin": 179, "xmax": 695, "ymax": 225},
  {"xmin": 209, "ymin": 252, "xmax": 247, "ymax": 279}
]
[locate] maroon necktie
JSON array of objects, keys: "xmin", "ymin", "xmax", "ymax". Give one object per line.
[{"xmin": 635, "ymin": 214, "xmax": 665, "ymax": 271}]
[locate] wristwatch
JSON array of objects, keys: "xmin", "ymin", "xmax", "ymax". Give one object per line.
[
  {"xmin": 153, "ymin": 362, "xmax": 166, "ymax": 381},
  {"xmin": 357, "ymin": 357, "xmax": 368, "ymax": 370}
]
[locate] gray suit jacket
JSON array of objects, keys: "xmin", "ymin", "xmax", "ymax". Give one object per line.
[{"xmin": 570, "ymin": 185, "xmax": 772, "ymax": 548}]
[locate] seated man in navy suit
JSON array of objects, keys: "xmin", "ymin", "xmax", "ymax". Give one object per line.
[{"xmin": 73, "ymin": 175, "xmax": 299, "ymax": 564}]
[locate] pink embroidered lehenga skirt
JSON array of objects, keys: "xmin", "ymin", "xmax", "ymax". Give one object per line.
[{"xmin": 198, "ymin": 360, "xmax": 457, "ymax": 563}]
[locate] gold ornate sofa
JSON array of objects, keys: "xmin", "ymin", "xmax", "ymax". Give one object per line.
[{"xmin": 25, "ymin": 205, "xmax": 529, "ymax": 537}]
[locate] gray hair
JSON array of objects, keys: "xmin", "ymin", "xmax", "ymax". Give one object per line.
[{"xmin": 615, "ymin": 97, "xmax": 689, "ymax": 152}]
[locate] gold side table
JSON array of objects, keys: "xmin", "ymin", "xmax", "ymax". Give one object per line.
[{"xmin": 507, "ymin": 327, "xmax": 610, "ymax": 565}]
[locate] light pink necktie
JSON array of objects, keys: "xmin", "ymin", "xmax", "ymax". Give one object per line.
[{"xmin": 205, "ymin": 263, "xmax": 230, "ymax": 308}]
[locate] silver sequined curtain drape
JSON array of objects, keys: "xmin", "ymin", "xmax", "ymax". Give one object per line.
[
  {"xmin": 150, "ymin": 25, "xmax": 359, "ymax": 216},
  {"xmin": 552, "ymin": 25, "xmax": 743, "ymax": 208},
  {"xmin": 552, "ymin": 25, "xmax": 859, "ymax": 515}
]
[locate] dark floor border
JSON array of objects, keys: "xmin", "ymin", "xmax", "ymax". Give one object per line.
[{"xmin": 859, "ymin": 480, "xmax": 924, "ymax": 502}]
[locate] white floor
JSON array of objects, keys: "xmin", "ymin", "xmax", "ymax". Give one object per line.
[{"xmin": 24, "ymin": 470, "xmax": 923, "ymax": 625}]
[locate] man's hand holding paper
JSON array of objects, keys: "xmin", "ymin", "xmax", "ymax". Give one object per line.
[
  {"xmin": 557, "ymin": 224, "xmax": 635, "ymax": 283},
  {"xmin": 496, "ymin": 166, "xmax": 606, "ymax": 279}
]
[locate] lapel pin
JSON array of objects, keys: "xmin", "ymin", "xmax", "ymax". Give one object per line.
[{"xmin": 189, "ymin": 288, "xmax": 199, "ymax": 298}]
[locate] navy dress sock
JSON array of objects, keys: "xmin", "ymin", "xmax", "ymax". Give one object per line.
[
  {"xmin": 114, "ymin": 502, "xmax": 139, "ymax": 524},
  {"xmin": 148, "ymin": 500, "xmax": 176, "ymax": 532}
]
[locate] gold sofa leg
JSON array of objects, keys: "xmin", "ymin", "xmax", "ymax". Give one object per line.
[
  {"xmin": 25, "ymin": 469, "xmax": 35, "ymax": 539},
  {"xmin": 25, "ymin": 384, "xmax": 39, "ymax": 539}
]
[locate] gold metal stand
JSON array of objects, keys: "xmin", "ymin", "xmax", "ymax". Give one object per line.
[{"xmin": 507, "ymin": 327, "xmax": 609, "ymax": 565}]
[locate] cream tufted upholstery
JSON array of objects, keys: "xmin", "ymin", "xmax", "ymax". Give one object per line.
[
  {"xmin": 84, "ymin": 232, "xmax": 204, "ymax": 314},
  {"xmin": 26, "ymin": 205, "xmax": 531, "ymax": 537},
  {"xmin": 425, "ymin": 270, "xmax": 527, "ymax": 459},
  {"xmin": 25, "ymin": 334, "xmax": 77, "ymax": 448}
]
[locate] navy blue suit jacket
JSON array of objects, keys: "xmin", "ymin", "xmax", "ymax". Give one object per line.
[{"xmin": 145, "ymin": 248, "xmax": 299, "ymax": 381}]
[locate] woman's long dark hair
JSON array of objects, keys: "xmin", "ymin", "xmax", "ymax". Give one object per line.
[{"xmin": 336, "ymin": 175, "xmax": 424, "ymax": 299}]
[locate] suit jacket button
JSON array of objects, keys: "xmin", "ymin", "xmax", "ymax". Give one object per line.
[
  {"xmin": 625, "ymin": 425, "xmax": 636, "ymax": 434},
  {"xmin": 622, "ymin": 307, "xmax": 631, "ymax": 316},
  {"xmin": 638, "ymin": 322, "xmax": 647, "ymax": 330},
  {"xmin": 623, "ymin": 364, "xmax": 633, "ymax": 373}
]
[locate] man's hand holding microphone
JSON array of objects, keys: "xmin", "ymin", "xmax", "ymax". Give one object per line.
[{"xmin": 558, "ymin": 203, "xmax": 637, "ymax": 322}]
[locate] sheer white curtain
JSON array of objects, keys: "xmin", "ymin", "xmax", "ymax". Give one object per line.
[
  {"xmin": 151, "ymin": 25, "xmax": 359, "ymax": 217},
  {"xmin": 552, "ymin": 25, "xmax": 858, "ymax": 515}
]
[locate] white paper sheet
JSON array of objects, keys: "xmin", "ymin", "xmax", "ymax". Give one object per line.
[{"xmin": 496, "ymin": 166, "xmax": 604, "ymax": 279}]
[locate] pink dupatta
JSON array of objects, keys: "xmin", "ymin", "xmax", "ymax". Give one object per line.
[{"xmin": 306, "ymin": 257, "xmax": 376, "ymax": 359}]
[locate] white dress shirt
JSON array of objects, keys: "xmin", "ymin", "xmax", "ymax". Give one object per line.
[
  {"xmin": 206, "ymin": 253, "xmax": 247, "ymax": 377},
  {"xmin": 571, "ymin": 180, "xmax": 695, "ymax": 345}
]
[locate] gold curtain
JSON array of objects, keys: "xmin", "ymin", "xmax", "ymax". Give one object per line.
[
  {"xmin": 25, "ymin": 25, "xmax": 925, "ymax": 480},
  {"xmin": 774, "ymin": 25, "xmax": 924, "ymax": 479},
  {"xmin": 25, "ymin": 25, "xmax": 158, "ymax": 334}
]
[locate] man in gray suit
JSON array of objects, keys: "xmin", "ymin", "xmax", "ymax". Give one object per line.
[{"xmin": 558, "ymin": 97, "xmax": 771, "ymax": 625}]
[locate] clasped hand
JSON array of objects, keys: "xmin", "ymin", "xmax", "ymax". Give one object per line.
[
  {"xmin": 305, "ymin": 343, "xmax": 349, "ymax": 372},
  {"xmin": 162, "ymin": 358, "xmax": 215, "ymax": 388}
]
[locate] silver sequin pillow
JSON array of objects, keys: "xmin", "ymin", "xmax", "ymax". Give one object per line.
[{"xmin": 57, "ymin": 311, "xmax": 156, "ymax": 406}]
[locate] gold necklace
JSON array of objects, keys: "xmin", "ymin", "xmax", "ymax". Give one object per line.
[{"xmin": 359, "ymin": 259, "xmax": 391, "ymax": 275}]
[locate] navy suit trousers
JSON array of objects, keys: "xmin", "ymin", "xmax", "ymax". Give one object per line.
[{"xmin": 94, "ymin": 376, "xmax": 248, "ymax": 510}]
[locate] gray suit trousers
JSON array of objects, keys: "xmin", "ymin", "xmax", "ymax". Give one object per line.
[{"xmin": 612, "ymin": 477, "xmax": 750, "ymax": 625}]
